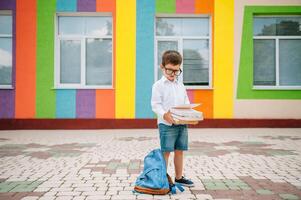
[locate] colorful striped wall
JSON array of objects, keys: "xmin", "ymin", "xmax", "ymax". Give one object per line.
[
  {"xmin": 0, "ymin": 0, "xmax": 219, "ymax": 120},
  {"xmin": 3, "ymin": 0, "xmax": 298, "ymax": 121}
]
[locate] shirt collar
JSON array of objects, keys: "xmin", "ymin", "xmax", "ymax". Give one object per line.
[{"xmin": 161, "ymin": 76, "xmax": 178, "ymax": 83}]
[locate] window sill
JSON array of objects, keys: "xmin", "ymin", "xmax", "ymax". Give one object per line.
[
  {"xmin": 253, "ymin": 86, "xmax": 301, "ymax": 90},
  {"xmin": 53, "ymin": 86, "xmax": 114, "ymax": 90},
  {"xmin": 185, "ymin": 86, "xmax": 213, "ymax": 90},
  {"xmin": 0, "ymin": 86, "xmax": 14, "ymax": 89}
]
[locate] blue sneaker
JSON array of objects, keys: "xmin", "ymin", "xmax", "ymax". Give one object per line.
[{"xmin": 175, "ymin": 176, "xmax": 194, "ymax": 187}]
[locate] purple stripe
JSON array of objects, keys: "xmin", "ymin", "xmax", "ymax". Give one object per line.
[
  {"xmin": 77, "ymin": 0, "xmax": 96, "ymax": 12},
  {"xmin": 0, "ymin": 91, "xmax": 14, "ymax": 118},
  {"xmin": 0, "ymin": 0, "xmax": 14, "ymax": 9},
  {"xmin": 0, "ymin": 0, "xmax": 15, "ymax": 118},
  {"xmin": 76, "ymin": 90, "xmax": 95, "ymax": 118}
]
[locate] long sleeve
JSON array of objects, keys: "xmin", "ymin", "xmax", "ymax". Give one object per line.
[{"xmin": 151, "ymin": 84, "xmax": 166, "ymax": 117}]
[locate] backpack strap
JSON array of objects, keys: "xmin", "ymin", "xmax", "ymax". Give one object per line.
[
  {"xmin": 169, "ymin": 183, "xmax": 184, "ymax": 194},
  {"xmin": 170, "ymin": 184, "xmax": 176, "ymax": 194},
  {"xmin": 174, "ymin": 183, "xmax": 184, "ymax": 192}
]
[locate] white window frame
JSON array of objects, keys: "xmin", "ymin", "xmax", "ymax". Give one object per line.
[
  {"xmin": 154, "ymin": 14, "xmax": 212, "ymax": 90},
  {"xmin": 0, "ymin": 11, "xmax": 13, "ymax": 89},
  {"xmin": 55, "ymin": 12, "xmax": 114, "ymax": 89},
  {"xmin": 253, "ymin": 15, "xmax": 301, "ymax": 90}
]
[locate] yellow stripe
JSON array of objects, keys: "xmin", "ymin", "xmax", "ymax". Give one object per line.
[
  {"xmin": 213, "ymin": 1, "xmax": 234, "ymax": 118},
  {"xmin": 115, "ymin": 0, "xmax": 136, "ymax": 118}
]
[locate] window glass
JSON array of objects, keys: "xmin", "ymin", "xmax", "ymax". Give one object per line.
[
  {"xmin": 59, "ymin": 17, "xmax": 85, "ymax": 35},
  {"xmin": 253, "ymin": 17, "xmax": 277, "ymax": 36},
  {"xmin": 276, "ymin": 17, "xmax": 301, "ymax": 36},
  {"xmin": 183, "ymin": 39, "xmax": 209, "ymax": 85},
  {"xmin": 60, "ymin": 40, "xmax": 81, "ymax": 84},
  {"xmin": 86, "ymin": 38, "xmax": 112, "ymax": 85},
  {"xmin": 156, "ymin": 18, "xmax": 181, "ymax": 36},
  {"xmin": 253, "ymin": 39, "xmax": 276, "ymax": 86},
  {"xmin": 85, "ymin": 17, "xmax": 112, "ymax": 36},
  {"xmin": 0, "ymin": 38, "xmax": 12, "ymax": 85},
  {"xmin": 279, "ymin": 39, "xmax": 301, "ymax": 85},
  {"xmin": 0, "ymin": 15, "xmax": 12, "ymax": 35},
  {"xmin": 182, "ymin": 18, "xmax": 209, "ymax": 36}
]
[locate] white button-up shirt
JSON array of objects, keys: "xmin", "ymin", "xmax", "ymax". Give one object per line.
[{"xmin": 151, "ymin": 76, "xmax": 190, "ymax": 126}]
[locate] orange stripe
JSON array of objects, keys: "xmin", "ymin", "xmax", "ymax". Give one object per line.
[
  {"xmin": 96, "ymin": 0, "xmax": 115, "ymax": 12},
  {"xmin": 195, "ymin": 0, "xmax": 213, "ymax": 14},
  {"xmin": 193, "ymin": 0, "xmax": 214, "ymax": 119},
  {"xmin": 15, "ymin": 0, "xmax": 36, "ymax": 118},
  {"xmin": 95, "ymin": 0, "xmax": 116, "ymax": 118},
  {"xmin": 194, "ymin": 90, "xmax": 213, "ymax": 119},
  {"xmin": 95, "ymin": 90, "xmax": 115, "ymax": 118}
]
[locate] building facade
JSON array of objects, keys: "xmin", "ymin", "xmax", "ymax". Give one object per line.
[{"xmin": 0, "ymin": 0, "xmax": 300, "ymax": 125}]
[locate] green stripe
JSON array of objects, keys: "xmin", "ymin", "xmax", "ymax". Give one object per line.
[
  {"xmin": 237, "ymin": 6, "xmax": 301, "ymax": 99},
  {"xmin": 156, "ymin": 0, "xmax": 175, "ymax": 13},
  {"xmin": 36, "ymin": 0, "xmax": 56, "ymax": 118}
]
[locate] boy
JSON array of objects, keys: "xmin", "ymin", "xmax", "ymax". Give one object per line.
[{"xmin": 151, "ymin": 50, "xmax": 194, "ymax": 187}]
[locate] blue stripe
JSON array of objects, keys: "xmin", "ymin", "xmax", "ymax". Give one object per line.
[
  {"xmin": 55, "ymin": 2, "xmax": 76, "ymax": 119},
  {"xmin": 136, "ymin": 0, "xmax": 155, "ymax": 118},
  {"xmin": 56, "ymin": 0, "xmax": 77, "ymax": 12},
  {"xmin": 56, "ymin": 90, "xmax": 76, "ymax": 118}
]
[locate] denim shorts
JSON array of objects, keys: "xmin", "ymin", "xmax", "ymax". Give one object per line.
[{"xmin": 158, "ymin": 123, "xmax": 188, "ymax": 152}]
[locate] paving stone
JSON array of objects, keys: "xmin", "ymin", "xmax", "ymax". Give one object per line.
[
  {"xmin": 86, "ymin": 196, "xmax": 111, "ymax": 200},
  {"xmin": 20, "ymin": 196, "xmax": 39, "ymax": 200},
  {"xmin": 73, "ymin": 197, "xmax": 86, "ymax": 200},
  {"xmin": 194, "ymin": 194, "xmax": 213, "ymax": 199},
  {"xmin": 57, "ymin": 191, "xmax": 82, "ymax": 196},
  {"xmin": 74, "ymin": 186, "xmax": 96, "ymax": 192},
  {"xmin": 279, "ymin": 193, "xmax": 300, "ymax": 200},
  {"xmin": 111, "ymin": 194, "xmax": 137, "ymax": 199},
  {"xmin": 256, "ymin": 189, "xmax": 275, "ymax": 195},
  {"xmin": 38, "ymin": 196, "xmax": 56, "ymax": 200},
  {"xmin": 49, "ymin": 187, "xmax": 73, "ymax": 192},
  {"xmin": 82, "ymin": 191, "xmax": 106, "ymax": 196},
  {"xmin": 55, "ymin": 196, "xmax": 73, "ymax": 200},
  {"xmin": 136, "ymin": 194, "xmax": 156, "ymax": 199}
]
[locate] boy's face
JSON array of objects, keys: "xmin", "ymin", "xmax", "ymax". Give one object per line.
[{"xmin": 161, "ymin": 63, "xmax": 181, "ymax": 82}]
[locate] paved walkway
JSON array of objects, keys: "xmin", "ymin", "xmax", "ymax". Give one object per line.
[{"xmin": 0, "ymin": 128, "xmax": 301, "ymax": 200}]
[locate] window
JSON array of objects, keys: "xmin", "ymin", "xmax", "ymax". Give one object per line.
[
  {"xmin": 155, "ymin": 16, "xmax": 212, "ymax": 88},
  {"xmin": 56, "ymin": 14, "xmax": 113, "ymax": 88},
  {"xmin": 253, "ymin": 16, "xmax": 301, "ymax": 89},
  {"xmin": 0, "ymin": 12, "xmax": 12, "ymax": 88}
]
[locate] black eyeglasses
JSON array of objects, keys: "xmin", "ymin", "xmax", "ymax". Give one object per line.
[{"xmin": 163, "ymin": 67, "xmax": 182, "ymax": 76}]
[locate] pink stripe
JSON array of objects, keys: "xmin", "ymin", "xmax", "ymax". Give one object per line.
[
  {"xmin": 187, "ymin": 90, "xmax": 194, "ymax": 103},
  {"xmin": 176, "ymin": 0, "xmax": 194, "ymax": 13}
]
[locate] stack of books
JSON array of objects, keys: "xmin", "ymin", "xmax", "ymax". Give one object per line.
[{"xmin": 171, "ymin": 104, "xmax": 203, "ymax": 125}]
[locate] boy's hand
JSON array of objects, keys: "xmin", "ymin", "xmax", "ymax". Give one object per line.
[{"xmin": 163, "ymin": 111, "xmax": 175, "ymax": 124}]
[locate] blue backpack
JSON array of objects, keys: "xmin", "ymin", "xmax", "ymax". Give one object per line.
[{"xmin": 134, "ymin": 149, "xmax": 184, "ymax": 195}]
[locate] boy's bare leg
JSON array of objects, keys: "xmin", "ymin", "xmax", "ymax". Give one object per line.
[
  {"xmin": 174, "ymin": 150, "xmax": 183, "ymax": 179},
  {"xmin": 163, "ymin": 152, "xmax": 170, "ymax": 169}
]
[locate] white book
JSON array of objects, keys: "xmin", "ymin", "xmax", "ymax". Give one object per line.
[
  {"xmin": 170, "ymin": 108, "xmax": 202, "ymax": 118},
  {"xmin": 170, "ymin": 103, "xmax": 204, "ymax": 125},
  {"xmin": 171, "ymin": 113, "xmax": 203, "ymax": 121}
]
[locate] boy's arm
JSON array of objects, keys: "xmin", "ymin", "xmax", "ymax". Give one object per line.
[
  {"xmin": 151, "ymin": 84, "xmax": 166, "ymax": 118},
  {"xmin": 151, "ymin": 84, "xmax": 175, "ymax": 124}
]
